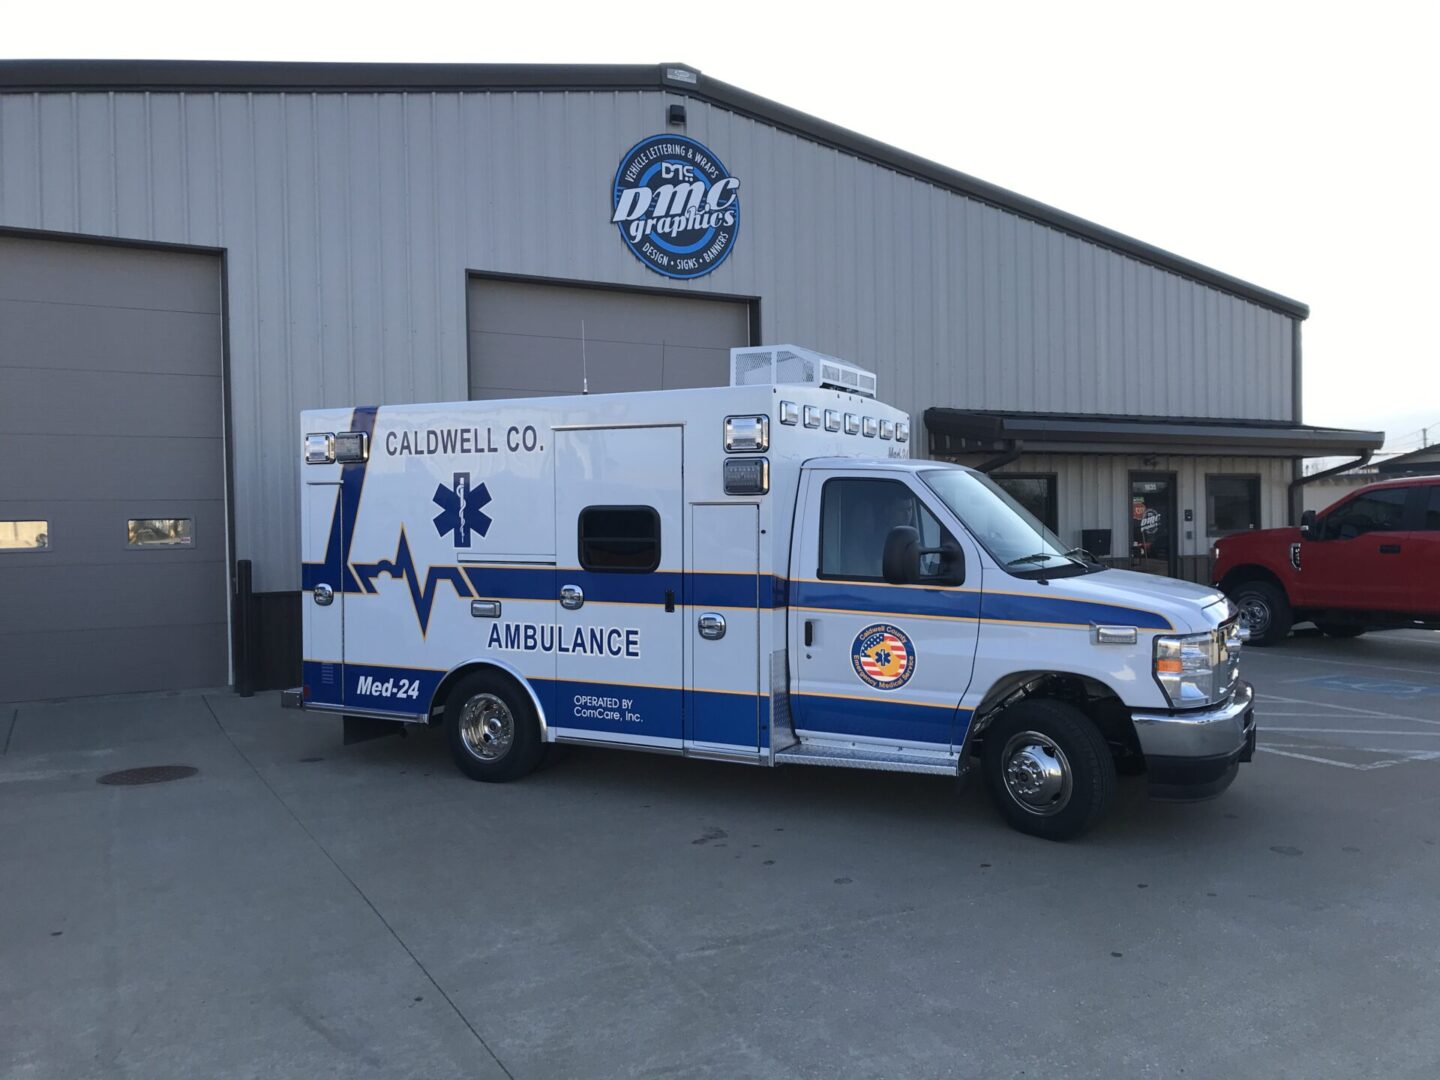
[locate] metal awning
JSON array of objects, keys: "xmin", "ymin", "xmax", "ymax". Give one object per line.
[{"xmin": 925, "ymin": 409, "xmax": 1384, "ymax": 459}]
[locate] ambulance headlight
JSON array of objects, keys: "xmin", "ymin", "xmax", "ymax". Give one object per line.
[
  {"xmin": 844, "ymin": 413, "xmax": 860, "ymax": 435},
  {"xmin": 824, "ymin": 408, "xmax": 841, "ymax": 432},
  {"xmin": 862, "ymin": 416, "xmax": 878, "ymax": 438},
  {"xmin": 896, "ymin": 421, "xmax": 910, "ymax": 443},
  {"xmin": 778, "ymin": 401, "xmax": 800, "ymax": 425},
  {"xmin": 879, "ymin": 419, "xmax": 895, "ymax": 440},
  {"xmin": 1154, "ymin": 630, "xmax": 1224, "ymax": 707},
  {"xmin": 802, "ymin": 405, "xmax": 821, "ymax": 429},
  {"xmin": 304, "ymin": 433, "xmax": 335, "ymax": 464},
  {"xmin": 724, "ymin": 415, "xmax": 769, "ymax": 452}
]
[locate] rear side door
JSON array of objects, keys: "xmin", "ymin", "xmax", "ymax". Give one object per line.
[
  {"xmin": 553, "ymin": 426, "xmax": 685, "ymax": 748},
  {"xmin": 688, "ymin": 502, "xmax": 762, "ymax": 754},
  {"xmin": 301, "ymin": 480, "xmax": 344, "ymax": 706},
  {"xmin": 789, "ymin": 470, "xmax": 979, "ymax": 750},
  {"xmin": 1402, "ymin": 485, "xmax": 1440, "ymax": 616},
  {"xmin": 1301, "ymin": 486, "xmax": 1412, "ymax": 610}
]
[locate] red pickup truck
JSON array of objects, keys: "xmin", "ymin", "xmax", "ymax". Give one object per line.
[{"xmin": 1212, "ymin": 475, "xmax": 1440, "ymax": 645}]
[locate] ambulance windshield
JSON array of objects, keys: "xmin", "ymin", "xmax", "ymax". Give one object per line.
[{"xmin": 921, "ymin": 468, "xmax": 1097, "ymax": 578}]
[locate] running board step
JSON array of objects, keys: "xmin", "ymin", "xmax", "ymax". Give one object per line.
[{"xmin": 774, "ymin": 743, "xmax": 958, "ymax": 776}]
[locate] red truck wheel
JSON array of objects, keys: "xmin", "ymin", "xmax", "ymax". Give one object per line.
[{"xmin": 1230, "ymin": 581, "xmax": 1292, "ymax": 646}]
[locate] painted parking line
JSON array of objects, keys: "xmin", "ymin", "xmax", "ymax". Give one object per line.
[
  {"xmin": 1257, "ymin": 693, "xmax": 1440, "ymax": 726},
  {"xmin": 1267, "ymin": 731, "xmax": 1440, "ymax": 743},
  {"xmin": 1256, "ymin": 744, "xmax": 1440, "ymax": 771},
  {"xmin": 1253, "ymin": 649, "xmax": 1440, "ymax": 677}
]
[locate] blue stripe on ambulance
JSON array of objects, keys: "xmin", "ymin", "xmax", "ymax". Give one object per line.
[{"xmin": 792, "ymin": 692, "xmax": 969, "ymax": 748}]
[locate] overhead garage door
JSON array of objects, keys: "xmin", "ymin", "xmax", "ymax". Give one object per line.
[
  {"xmin": 0, "ymin": 236, "xmax": 227, "ymax": 703},
  {"xmin": 467, "ymin": 279, "xmax": 752, "ymax": 399}
]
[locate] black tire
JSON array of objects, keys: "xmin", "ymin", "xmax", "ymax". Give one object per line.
[
  {"xmin": 444, "ymin": 670, "xmax": 544, "ymax": 783},
  {"xmin": 1317, "ymin": 622, "xmax": 1366, "ymax": 639},
  {"xmin": 1228, "ymin": 580, "xmax": 1292, "ymax": 646},
  {"xmin": 981, "ymin": 699, "xmax": 1116, "ymax": 841}
]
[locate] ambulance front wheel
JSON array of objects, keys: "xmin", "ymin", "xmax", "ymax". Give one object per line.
[
  {"xmin": 981, "ymin": 699, "xmax": 1115, "ymax": 841},
  {"xmin": 445, "ymin": 671, "xmax": 544, "ymax": 783}
]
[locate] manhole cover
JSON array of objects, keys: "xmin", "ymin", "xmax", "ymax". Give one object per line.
[{"xmin": 96, "ymin": 765, "xmax": 198, "ymax": 786}]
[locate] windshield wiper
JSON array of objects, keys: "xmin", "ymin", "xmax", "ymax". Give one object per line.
[
  {"xmin": 1006, "ymin": 552, "xmax": 1064, "ymax": 567},
  {"xmin": 1063, "ymin": 547, "xmax": 1099, "ymax": 564}
]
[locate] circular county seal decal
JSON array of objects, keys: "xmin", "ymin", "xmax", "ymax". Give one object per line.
[
  {"xmin": 610, "ymin": 134, "xmax": 741, "ymax": 279},
  {"xmin": 851, "ymin": 623, "xmax": 916, "ymax": 691}
]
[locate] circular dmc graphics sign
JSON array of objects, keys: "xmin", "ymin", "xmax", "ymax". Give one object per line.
[
  {"xmin": 611, "ymin": 134, "xmax": 741, "ymax": 279},
  {"xmin": 851, "ymin": 623, "xmax": 916, "ymax": 691}
]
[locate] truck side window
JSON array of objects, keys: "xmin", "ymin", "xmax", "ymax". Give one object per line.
[
  {"xmin": 819, "ymin": 478, "xmax": 953, "ymax": 582},
  {"xmin": 1319, "ymin": 488, "xmax": 1409, "ymax": 540},
  {"xmin": 578, "ymin": 506, "xmax": 660, "ymax": 573},
  {"xmin": 1424, "ymin": 488, "xmax": 1440, "ymax": 532}
]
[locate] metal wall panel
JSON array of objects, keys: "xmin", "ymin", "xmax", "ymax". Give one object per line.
[{"xmin": 0, "ymin": 89, "xmax": 1295, "ymax": 590}]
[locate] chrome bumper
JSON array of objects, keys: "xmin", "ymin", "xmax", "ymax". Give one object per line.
[{"xmin": 1131, "ymin": 682, "xmax": 1256, "ymax": 760}]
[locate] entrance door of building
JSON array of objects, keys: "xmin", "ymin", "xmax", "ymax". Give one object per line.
[{"xmin": 1129, "ymin": 473, "xmax": 1178, "ymax": 577}]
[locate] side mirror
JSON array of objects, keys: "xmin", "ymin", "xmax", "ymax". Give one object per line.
[
  {"xmin": 1300, "ymin": 509, "xmax": 1316, "ymax": 538},
  {"xmin": 882, "ymin": 525, "xmax": 921, "ymax": 585},
  {"xmin": 882, "ymin": 525, "xmax": 965, "ymax": 586}
]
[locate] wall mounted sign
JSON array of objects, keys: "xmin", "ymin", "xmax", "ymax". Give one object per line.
[{"xmin": 611, "ymin": 134, "xmax": 741, "ymax": 279}]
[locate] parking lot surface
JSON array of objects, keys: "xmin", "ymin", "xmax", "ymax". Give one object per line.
[{"xmin": 2, "ymin": 630, "xmax": 1438, "ymax": 1079}]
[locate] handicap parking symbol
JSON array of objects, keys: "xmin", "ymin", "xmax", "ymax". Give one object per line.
[{"xmin": 1292, "ymin": 674, "xmax": 1440, "ymax": 700}]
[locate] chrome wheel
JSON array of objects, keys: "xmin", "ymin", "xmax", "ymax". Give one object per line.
[
  {"xmin": 458, "ymin": 693, "xmax": 514, "ymax": 761},
  {"xmin": 1000, "ymin": 730, "xmax": 1073, "ymax": 817},
  {"xmin": 1237, "ymin": 595, "xmax": 1271, "ymax": 637}
]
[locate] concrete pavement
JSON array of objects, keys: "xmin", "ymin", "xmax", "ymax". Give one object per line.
[{"xmin": 3, "ymin": 632, "xmax": 1438, "ymax": 1078}]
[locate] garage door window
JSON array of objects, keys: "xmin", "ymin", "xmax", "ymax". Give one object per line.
[
  {"xmin": 0, "ymin": 520, "xmax": 49, "ymax": 551},
  {"xmin": 127, "ymin": 518, "xmax": 194, "ymax": 548}
]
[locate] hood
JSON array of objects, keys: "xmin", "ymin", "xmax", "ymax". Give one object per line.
[
  {"xmin": 1044, "ymin": 567, "xmax": 1231, "ymax": 633},
  {"xmin": 1218, "ymin": 526, "xmax": 1301, "ymax": 552}
]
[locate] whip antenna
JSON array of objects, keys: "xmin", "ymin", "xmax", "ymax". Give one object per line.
[{"xmin": 581, "ymin": 320, "xmax": 589, "ymax": 395}]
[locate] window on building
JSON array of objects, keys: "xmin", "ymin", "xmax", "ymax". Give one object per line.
[
  {"xmin": 993, "ymin": 474, "xmax": 1059, "ymax": 533},
  {"xmin": 1319, "ymin": 487, "xmax": 1409, "ymax": 540},
  {"xmin": 1205, "ymin": 475, "xmax": 1261, "ymax": 535},
  {"xmin": 577, "ymin": 506, "xmax": 660, "ymax": 572},
  {"xmin": 819, "ymin": 478, "xmax": 953, "ymax": 581}
]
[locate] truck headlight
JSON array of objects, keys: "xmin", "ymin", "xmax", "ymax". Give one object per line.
[{"xmin": 1154, "ymin": 631, "xmax": 1226, "ymax": 707}]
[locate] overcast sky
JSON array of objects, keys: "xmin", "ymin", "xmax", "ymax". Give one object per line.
[{"xmin": 9, "ymin": 0, "xmax": 1438, "ymax": 451}]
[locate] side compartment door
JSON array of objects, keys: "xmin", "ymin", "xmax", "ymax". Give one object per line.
[
  {"xmin": 301, "ymin": 481, "xmax": 344, "ymax": 706},
  {"xmin": 688, "ymin": 503, "xmax": 761, "ymax": 754},
  {"xmin": 553, "ymin": 426, "xmax": 685, "ymax": 748},
  {"xmin": 789, "ymin": 471, "xmax": 979, "ymax": 750}
]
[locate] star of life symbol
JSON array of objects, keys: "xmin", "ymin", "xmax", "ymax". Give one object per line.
[{"xmin": 432, "ymin": 472, "xmax": 492, "ymax": 547}]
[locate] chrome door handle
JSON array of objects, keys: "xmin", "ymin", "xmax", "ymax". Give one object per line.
[
  {"xmin": 313, "ymin": 583, "xmax": 334, "ymax": 606},
  {"xmin": 560, "ymin": 584, "xmax": 585, "ymax": 610},
  {"xmin": 698, "ymin": 612, "xmax": 726, "ymax": 640}
]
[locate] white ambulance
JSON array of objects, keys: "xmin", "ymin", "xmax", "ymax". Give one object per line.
[{"xmin": 284, "ymin": 346, "xmax": 1256, "ymax": 840}]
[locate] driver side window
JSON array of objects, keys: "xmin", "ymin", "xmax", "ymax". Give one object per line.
[
  {"xmin": 1320, "ymin": 488, "xmax": 1409, "ymax": 540},
  {"xmin": 818, "ymin": 477, "xmax": 953, "ymax": 581}
]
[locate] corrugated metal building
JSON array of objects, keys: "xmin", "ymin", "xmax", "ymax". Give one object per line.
[{"xmin": 0, "ymin": 60, "xmax": 1382, "ymax": 701}]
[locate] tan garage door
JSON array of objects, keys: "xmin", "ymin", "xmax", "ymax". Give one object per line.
[
  {"xmin": 467, "ymin": 279, "xmax": 752, "ymax": 399},
  {"xmin": 0, "ymin": 235, "xmax": 227, "ymax": 702}
]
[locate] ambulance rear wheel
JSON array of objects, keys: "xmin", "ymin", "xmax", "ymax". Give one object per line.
[
  {"xmin": 445, "ymin": 671, "xmax": 543, "ymax": 783},
  {"xmin": 981, "ymin": 699, "xmax": 1115, "ymax": 841}
]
